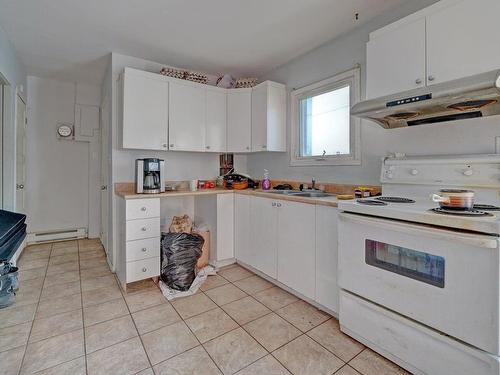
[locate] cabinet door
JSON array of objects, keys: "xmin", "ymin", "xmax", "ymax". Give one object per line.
[
  {"xmin": 251, "ymin": 83, "xmax": 268, "ymax": 152},
  {"xmin": 277, "ymin": 200, "xmax": 316, "ymax": 298},
  {"xmin": 252, "ymin": 82, "xmax": 286, "ymax": 152},
  {"xmin": 426, "ymin": 0, "xmax": 500, "ymax": 86},
  {"xmin": 366, "ymin": 18, "xmax": 426, "ymax": 99},
  {"xmin": 249, "ymin": 196, "xmax": 278, "ymax": 278},
  {"xmin": 266, "ymin": 84, "xmax": 286, "ymax": 152},
  {"xmin": 122, "ymin": 70, "xmax": 168, "ymax": 150},
  {"xmin": 315, "ymin": 206, "xmax": 339, "ymax": 313},
  {"xmin": 206, "ymin": 88, "xmax": 227, "ymax": 152},
  {"xmin": 169, "ymin": 81, "xmax": 206, "ymax": 151},
  {"xmin": 227, "ymin": 89, "xmax": 252, "ymax": 152},
  {"xmin": 234, "ymin": 194, "xmax": 252, "ymax": 265}
]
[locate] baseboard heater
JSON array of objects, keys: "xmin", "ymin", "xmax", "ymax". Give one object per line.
[{"xmin": 27, "ymin": 228, "xmax": 87, "ymax": 244}]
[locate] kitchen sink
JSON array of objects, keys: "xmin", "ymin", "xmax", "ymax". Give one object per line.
[
  {"xmin": 264, "ymin": 190, "xmax": 333, "ymax": 198},
  {"xmin": 291, "ymin": 192, "xmax": 333, "ymax": 198}
]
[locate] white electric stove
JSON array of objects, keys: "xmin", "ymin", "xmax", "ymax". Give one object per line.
[{"xmin": 337, "ymin": 154, "xmax": 500, "ymax": 375}]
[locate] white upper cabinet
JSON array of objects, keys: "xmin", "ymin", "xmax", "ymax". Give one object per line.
[
  {"xmin": 227, "ymin": 88, "xmax": 252, "ymax": 153},
  {"xmin": 251, "ymin": 81, "xmax": 287, "ymax": 152},
  {"xmin": 205, "ymin": 87, "xmax": 227, "ymax": 152},
  {"xmin": 367, "ymin": 0, "xmax": 500, "ymax": 98},
  {"xmin": 366, "ymin": 18, "xmax": 426, "ymax": 99},
  {"xmin": 122, "ymin": 68, "xmax": 169, "ymax": 150},
  {"xmin": 426, "ymin": 0, "xmax": 500, "ymax": 86},
  {"xmin": 168, "ymin": 81, "xmax": 206, "ymax": 152},
  {"xmin": 121, "ymin": 67, "xmax": 285, "ymax": 153},
  {"xmin": 277, "ymin": 200, "xmax": 316, "ymax": 299}
]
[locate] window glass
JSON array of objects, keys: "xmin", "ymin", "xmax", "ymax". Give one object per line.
[{"xmin": 299, "ymin": 85, "xmax": 350, "ymax": 157}]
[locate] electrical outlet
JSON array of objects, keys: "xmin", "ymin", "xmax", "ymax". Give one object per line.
[{"xmin": 496, "ymin": 136, "xmax": 500, "ymax": 154}]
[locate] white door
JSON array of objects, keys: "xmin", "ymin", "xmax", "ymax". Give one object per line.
[
  {"xmin": 205, "ymin": 87, "xmax": 226, "ymax": 152},
  {"xmin": 277, "ymin": 200, "xmax": 316, "ymax": 298},
  {"xmin": 169, "ymin": 81, "xmax": 206, "ymax": 152},
  {"xmin": 315, "ymin": 206, "xmax": 339, "ymax": 313},
  {"xmin": 366, "ymin": 17, "xmax": 426, "ymax": 99},
  {"xmin": 122, "ymin": 69, "xmax": 169, "ymax": 150},
  {"xmin": 15, "ymin": 95, "xmax": 26, "ymax": 213},
  {"xmin": 234, "ymin": 194, "xmax": 252, "ymax": 265},
  {"xmin": 426, "ymin": 0, "xmax": 500, "ymax": 86},
  {"xmin": 227, "ymin": 89, "xmax": 252, "ymax": 153},
  {"xmin": 249, "ymin": 196, "xmax": 278, "ymax": 278},
  {"xmin": 100, "ymin": 95, "xmax": 110, "ymax": 253}
]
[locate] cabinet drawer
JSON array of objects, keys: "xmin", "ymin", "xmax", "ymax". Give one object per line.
[
  {"xmin": 126, "ymin": 199, "xmax": 160, "ymax": 220},
  {"xmin": 126, "ymin": 218, "xmax": 160, "ymax": 241},
  {"xmin": 126, "ymin": 257, "xmax": 160, "ymax": 283},
  {"xmin": 126, "ymin": 237, "xmax": 160, "ymax": 262}
]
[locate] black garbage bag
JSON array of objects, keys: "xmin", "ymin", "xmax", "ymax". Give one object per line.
[{"xmin": 161, "ymin": 232, "xmax": 204, "ymax": 291}]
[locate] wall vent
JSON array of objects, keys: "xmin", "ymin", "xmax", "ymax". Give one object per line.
[{"xmin": 27, "ymin": 228, "xmax": 87, "ymax": 244}]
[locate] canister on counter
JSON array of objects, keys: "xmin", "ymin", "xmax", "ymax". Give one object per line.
[{"xmin": 355, "ymin": 186, "xmax": 373, "ymax": 198}]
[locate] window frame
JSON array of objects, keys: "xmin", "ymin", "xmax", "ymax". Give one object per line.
[{"xmin": 290, "ymin": 67, "xmax": 361, "ymax": 166}]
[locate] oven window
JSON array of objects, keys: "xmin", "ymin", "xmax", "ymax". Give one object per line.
[{"xmin": 365, "ymin": 239, "xmax": 445, "ymax": 288}]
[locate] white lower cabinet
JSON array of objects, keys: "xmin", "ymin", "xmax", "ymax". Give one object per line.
[
  {"xmin": 277, "ymin": 200, "xmax": 316, "ymax": 299},
  {"xmin": 235, "ymin": 195, "xmax": 338, "ymax": 311},
  {"xmin": 234, "ymin": 194, "xmax": 252, "ymax": 265},
  {"xmin": 249, "ymin": 196, "xmax": 278, "ymax": 279},
  {"xmin": 315, "ymin": 205, "xmax": 339, "ymax": 313},
  {"xmin": 117, "ymin": 198, "xmax": 161, "ymax": 289}
]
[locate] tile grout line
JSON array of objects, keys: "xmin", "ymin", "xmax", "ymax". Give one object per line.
[
  {"xmin": 17, "ymin": 242, "xmax": 53, "ymax": 375},
  {"xmin": 176, "ymin": 299, "xmax": 227, "ymax": 375},
  {"xmin": 118, "ymin": 276, "xmax": 155, "ymax": 373},
  {"xmin": 76, "ymin": 240, "xmax": 90, "ymax": 375}
]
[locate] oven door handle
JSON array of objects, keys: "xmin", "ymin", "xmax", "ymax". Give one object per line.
[{"xmin": 339, "ymin": 212, "xmax": 499, "ymax": 249}]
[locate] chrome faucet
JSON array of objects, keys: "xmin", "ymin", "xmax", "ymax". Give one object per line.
[{"xmin": 311, "ymin": 177, "xmax": 317, "ymax": 190}]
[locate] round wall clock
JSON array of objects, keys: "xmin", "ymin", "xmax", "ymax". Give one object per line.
[{"xmin": 57, "ymin": 124, "xmax": 73, "ymax": 138}]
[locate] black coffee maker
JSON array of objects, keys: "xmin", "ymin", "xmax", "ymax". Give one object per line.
[{"xmin": 135, "ymin": 158, "xmax": 165, "ymax": 194}]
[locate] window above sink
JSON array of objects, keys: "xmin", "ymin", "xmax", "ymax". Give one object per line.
[{"xmin": 290, "ymin": 67, "xmax": 361, "ymax": 167}]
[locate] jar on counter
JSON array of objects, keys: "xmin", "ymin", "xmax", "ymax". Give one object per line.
[{"xmin": 355, "ymin": 187, "xmax": 372, "ymax": 198}]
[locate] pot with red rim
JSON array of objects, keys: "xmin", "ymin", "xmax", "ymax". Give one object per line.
[{"xmin": 431, "ymin": 189, "xmax": 475, "ymax": 210}]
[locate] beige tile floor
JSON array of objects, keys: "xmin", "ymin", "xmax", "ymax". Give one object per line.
[{"xmin": 1, "ymin": 239, "xmax": 411, "ymax": 375}]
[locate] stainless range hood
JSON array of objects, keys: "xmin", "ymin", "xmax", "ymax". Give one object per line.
[{"xmin": 351, "ymin": 69, "xmax": 500, "ymax": 129}]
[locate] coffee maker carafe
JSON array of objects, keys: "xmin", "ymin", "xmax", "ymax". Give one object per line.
[{"xmin": 136, "ymin": 158, "xmax": 165, "ymax": 194}]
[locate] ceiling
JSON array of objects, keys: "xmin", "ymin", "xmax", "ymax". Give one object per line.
[{"xmin": 0, "ymin": 0, "xmax": 409, "ymax": 85}]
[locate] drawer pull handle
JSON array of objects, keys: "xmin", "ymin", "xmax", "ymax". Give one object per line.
[
  {"xmin": 142, "ymin": 267, "xmax": 147, "ymax": 272},
  {"xmin": 141, "ymin": 227, "xmax": 147, "ymax": 231},
  {"xmin": 141, "ymin": 207, "xmax": 147, "ymax": 211},
  {"xmin": 141, "ymin": 247, "xmax": 147, "ymax": 252}
]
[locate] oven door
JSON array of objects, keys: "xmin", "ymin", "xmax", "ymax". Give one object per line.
[{"xmin": 338, "ymin": 212, "xmax": 500, "ymax": 354}]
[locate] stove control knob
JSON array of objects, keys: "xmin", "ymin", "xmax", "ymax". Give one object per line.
[
  {"xmin": 410, "ymin": 169, "xmax": 419, "ymax": 175},
  {"xmin": 463, "ymin": 169, "xmax": 473, "ymax": 176}
]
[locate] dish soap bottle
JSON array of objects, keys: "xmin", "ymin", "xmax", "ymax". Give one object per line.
[{"xmin": 262, "ymin": 169, "xmax": 271, "ymax": 190}]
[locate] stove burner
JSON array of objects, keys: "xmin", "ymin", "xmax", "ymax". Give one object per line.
[
  {"xmin": 357, "ymin": 199, "xmax": 388, "ymax": 206},
  {"xmin": 376, "ymin": 197, "xmax": 416, "ymax": 203},
  {"xmin": 473, "ymin": 204, "xmax": 500, "ymax": 211},
  {"xmin": 431, "ymin": 208, "xmax": 494, "ymax": 217}
]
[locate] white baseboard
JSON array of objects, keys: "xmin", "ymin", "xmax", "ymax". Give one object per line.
[{"xmin": 27, "ymin": 228, "xmax": 87, "ymax": 244}]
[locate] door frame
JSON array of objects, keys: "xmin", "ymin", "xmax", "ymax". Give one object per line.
[
  {"xmin": 15, "ymin": 93, "xmax": 26, "ymax": 212},
  {"xmin": 100, "ymin": 93, "xmax": 110, "ymax": 253}
]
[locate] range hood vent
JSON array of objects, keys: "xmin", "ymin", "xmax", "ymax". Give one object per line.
[{"xmin": 352, "ymin": 70, "xmax": 500, "ymax": 129}]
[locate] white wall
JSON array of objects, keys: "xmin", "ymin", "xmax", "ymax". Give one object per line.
[
  {"xmin": 247, "ymin": 0, "xmax": 500, "ymax": 185},
  {"xmin": 0, "ymin": 23, "xmax": 27, "ymax": 211},
  {"xmin": 26, "ymin": 77, "xmax": 101, "ymax": 236}
]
